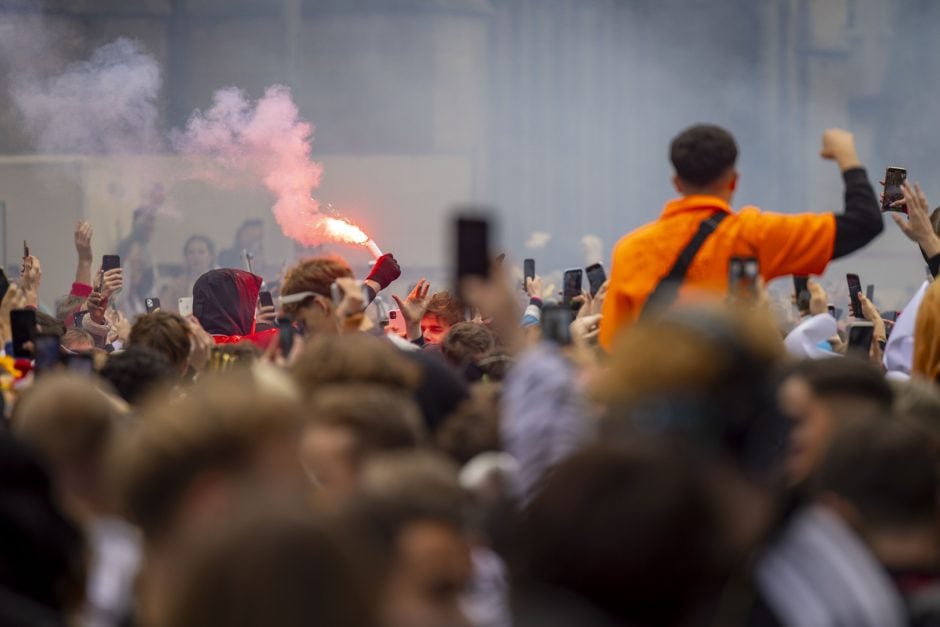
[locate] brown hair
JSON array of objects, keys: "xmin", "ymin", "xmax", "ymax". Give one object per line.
[
  {"xmin": 129, "ymin": 311, "xmax": 191, "ymax": 371},
  {"xmin": 441, "ymin": 322, "xmax": 495, "ymax": 367},
  {"xmin": 306, "ymin": 384, "xmax": 425, "ymax": 464},
  {"xmin": 425, "ymin": 291, "xmax": 465, "ymax": 326},
  {"xmin": 435, "ymin": 385, "xmax": 501, "ymax": 466},
  {"xmin": 280, "ymin": 256, "xmax": 353, "ymax": 316},
  {"xmin": 114, "ymin": 372, "xmax": 304, "ymax": 541},
  {"xmin": 291, "ymin": 334, "xmax": 420, "ymax": 399}
]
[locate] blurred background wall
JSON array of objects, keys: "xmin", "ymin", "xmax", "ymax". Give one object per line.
[{"xmin": 0, "ymin": 0, "xmax": 937, "ymax": 308}]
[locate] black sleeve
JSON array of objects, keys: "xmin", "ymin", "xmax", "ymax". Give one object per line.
[
  {"xmin": 928, "ymin": 254, "xmax": 940, "ymax": 279},
  {"xmin": 832, "ymin": 167, "xmax": 883, "ymax": 259}
]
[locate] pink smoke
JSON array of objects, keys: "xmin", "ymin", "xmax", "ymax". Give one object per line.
[{"xmin": 174, "ymin": 85, "xmax": 352, "ymax": 247}]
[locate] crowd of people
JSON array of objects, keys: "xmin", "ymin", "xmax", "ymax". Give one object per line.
[{"xmin": 2, "ymin": 124, "xmax": 940, "ymax": 627}]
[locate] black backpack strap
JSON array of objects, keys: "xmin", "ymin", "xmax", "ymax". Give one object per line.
[{"xmin": 640, "ymin": 211, "xmax": 729, "ymax": 318}]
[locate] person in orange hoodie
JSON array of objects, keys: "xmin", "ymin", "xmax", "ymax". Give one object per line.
[{"xmin": 600, "ymin": 125, "xmax": 883, "ymax": 351}]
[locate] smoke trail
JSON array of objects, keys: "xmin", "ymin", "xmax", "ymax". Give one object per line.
[
  {"xmin": 525, "ymin": 231, "xmax": 551, "ymax": 248},
  {"xmin": 581, "ymin": 235, "xmax": 604, "ymax": 266},
  {"xmin": 172, "ymin": 85, "xmax": 329, "ymax": 247},
  {"xmin": 10, "ymin": 37, "xmax": 162, "ymax": 154}
]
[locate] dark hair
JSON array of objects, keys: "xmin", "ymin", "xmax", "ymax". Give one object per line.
[
  {"xmin": 99, "ymin": 346, "xmax": 176, "ymax": 406},
  {"xmin": 785, "ymin": 358, "xmax": 893, "ymax": 411},
  {"xmin": 183, "ymin": 234, "xmax": 216, "ymax": 259},
  {"xmin": 441, "ymin": 322, "xmax": 495, "ymax": 368},
  {"xmin": 817, "ymin": 417, "xmax": 938, "ymax": 529},
  {"xmin": 129, "ymin": 311, "xmax": 191, "ymax": 371},
  {"xmin": 36, "ymin": 311, "xmax": 65, "ymax": 338},
  {"xmin": 514, "ymin": 442, "xmax": 725, "ymax": 626},
  {"xmin": 234, "ymin": 219, "xmax": 264, "ymax": 244},
  {"xmin": 424, "ymin": 291, "xmax": 465, "ymax": 327},
  {"xmin": 670, "ymin": 124, "xmax": 738, "ymax": 188}
]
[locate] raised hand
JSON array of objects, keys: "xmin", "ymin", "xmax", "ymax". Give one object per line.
[
  {"xmin": 74, "ymin": 221, "xmax": 93, "ymax": 262},
  {"xmin": 819, "ymin": 128, "xmax": 861, "ymax": 170},
  {"xmin": 392, "ymin": 279, "xmax": 431, "ymax": 341},
  {"xmin": 808, "ymin": 280, "xmax": 828, "ymax": 316},
  {"xmin": 891, "ymin": 182, "xmax": 940, "ymax": 258}
]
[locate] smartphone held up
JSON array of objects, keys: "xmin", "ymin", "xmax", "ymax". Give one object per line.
[{"xmin": 882, "ymin": 167, "xmax": 907, "ymax": 213}]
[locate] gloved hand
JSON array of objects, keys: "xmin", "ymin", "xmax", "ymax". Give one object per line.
[{"xmin": 365, "ymin": 253, "xmax": 401, "ymax": 290}]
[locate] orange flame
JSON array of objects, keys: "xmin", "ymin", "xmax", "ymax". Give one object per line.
[{"xmin": 319, "ymin": 216, "xmax": 369, "ymax": 245}]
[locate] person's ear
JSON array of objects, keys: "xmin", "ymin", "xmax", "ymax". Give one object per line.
[
  {"xmin": 729, "ymin": 170, "xmax": 739, "ymax": 193},
  {"xmin": 672, "ymin": 175, "xmax": 684, "ymax": 195}
]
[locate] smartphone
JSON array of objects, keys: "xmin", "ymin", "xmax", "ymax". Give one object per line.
[
  {"xmin": 563, "ymin": 269, "xmax": 583, "ymax": 308},
  {"xmin": 259, "ymin": 291, "xmax": 275, "ymax": 309},
  {"xmin": 524, "ymin": 259, "xmax": 536, "ymax": 287},
  {"xmin": 145, "ymin": 297, "xmax": 161, "ymax": 314},
  {"xmin": 585, "ymin": 263, "xmax": 607, "ymax": 297},
  {"xmin": 178, "ymin": 297, "xmax": 194, "ymax": 318},
  {"xmin": 276, "ymin": 317, "xmax": 295, "ymax": 357},
  {"xmin": 541, "ymin": 304, "xmax": 576, "ymax": 346},
  {"xmin": 828, "ymin": 306, "xmax": 844, "ymax": 321},
  {"xmin": 729, "ymin": 256, "xmax": 760, "ymax": 297},
  {"xmin": 793, "ymin": 276, "xmax": 810, "ymax": 311},
  {"xmin": 102, "ymin": 254, "xmax": 121, "ymax": 273},
  {"xmin": 866, "ymin": 284, "xmax": 874, "ymax": 302},
  {"xmin": 10, "ymin": 308, "xmax": 37, "ymax": 358},
  {"xmin": 34, "ymin": 334, "xmax": 62, "ymax": 374},
  {"xmin": 386, "ymin": 310, "xmax": 407, "ymax": 337},
  {"xmin": 455, "ymin": 216, "xmax": 490, "ymax": 284},
  {"xmin": 847, "ymin": 273, "xmax": 863, "ymax": 318},
  {"xmin": 882, "ymin": 167, "xmax": 907, "ymax": 213},
  {"xmin": 846, "ymin": 321, "xmax": 875, "ymax": 356}
]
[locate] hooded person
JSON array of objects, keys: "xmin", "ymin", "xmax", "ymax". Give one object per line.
[{"xmin": 192, "ymin": 268, "xmax": 277, "ymax": 348}]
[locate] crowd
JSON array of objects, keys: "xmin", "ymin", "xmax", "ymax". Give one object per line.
[{"xmin": 2, "ymin": 123, "xmax": 940, "ymax": 627}]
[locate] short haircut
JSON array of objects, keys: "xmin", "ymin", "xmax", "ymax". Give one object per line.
[
  {"xmin": 441, "ymin": 322, "xmax": 495, "ymax": 367},
  {"xmin": 280, "ymin": 257, "xmax": 353, "ymax": 316},
  {"xmin": 160, "ymin": 506, "xmax": 378, "ymax": 627},
  {"xmin": 306, "ymin": 384, "xmax": 426, "ymax": 463},
  {"xmin": 291, "ymin": 334, "xmax": 420, "ymax": 399},
  {"xmin": 434, "ymin": 386, "xmax": 500, "ymax": 466},
  {"xmin": 62, "ymin": 328, "xmax": 95, "ymax": 351},
  {"xmin": 786, "ymin": 358, "xmax": 893, "ymax": 412},
  {"xmin": 129, "ymin": 311, "xmax": 191, "ymax": 371},
  {"xmin": 99, "ymin": 346, "xmax": 177, "ymax": 406},
  {"xmin": 424, "ymin": 291, "xmax": 464, "ymax": 327},
  {"xmin": 891, "ymin": 378, "xmax": 940, "ymax": 445},
  {"xmin": 817, "ymin": 417, "xmax": 939, "ymax": 529},
  {"xmin": 670, "ymin": 124, "xmax": 738, "ymax": 188},
  {"xmin": 36, "ymin": 311, "xmax": 65, "ymax": 338},
  {"xmin": 114, "ymin": 372, "xmax": 304, "ymax": 541}
]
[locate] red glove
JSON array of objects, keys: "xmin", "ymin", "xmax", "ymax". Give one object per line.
[{"xmin": 366, "ymin": 253, "xmax": 401, "ymax": 290}]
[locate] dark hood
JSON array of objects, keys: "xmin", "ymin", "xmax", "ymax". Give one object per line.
[{"xmin": 193, "ymin": 268, "xmax": 262, "ymax": 336}]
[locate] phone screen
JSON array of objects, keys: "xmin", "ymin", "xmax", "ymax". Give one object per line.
[
  {"xmin": 847, "ymin": 322, "xmax": 875, "ymax": 355},
  {"xmin": 456, "ymin": 217, "xmax": 490, "ymax": 284},
  {"xmin": 729, "ymin": 257, "xmax": 760, "ymax": 296},
  {"xmin": 585, "ymin": 263, "xmax": 606, "ymax": 297},
  {"xmin": 542, "ymin": 304, "xmax": 575, "ymax": 346},
  {"xmin": 524, "ymin": 259, "xmax": 536, "ymax": 285},
  {"xmin": 178, "ymin": 297, "xmax": 194, "ymax": 318},
  {"xmin": 793, "ymin": 276, "xmax": 810, "ymax": 311},
  {"xmin": 882, "ymin": 167, "xmax": 907, "ymax": 213},
  {"xmin": 866, "ymin": 284, "xmax": 874, "ymax": 302},
  {"xmin": 847, "ymin": 273, "xmax": 863, "ymax": 318},
  {"xmin": 563, "ymin": 269, "xmax": 583, "ymax": 308},
  {"xmin": 276, "ymin": 317, "xmax": 295, "ymax": 357},
  {"xmin": 10, "ymin": 308, "xmax": 37, "ymax": 358},
  {"xmin": 145, "ymin": 297, "xmax": 161, "ymax": 314},
  {"xmin": 34, "ymin": 334, "xmax": 62, "ymax": 374},
  {"xmin": 102, "ymin": 255, "xmax": 121, "ymax": 273},
  {"xmin": 259, "ymin": 291, "xmax": 275, "ymax": 309}
]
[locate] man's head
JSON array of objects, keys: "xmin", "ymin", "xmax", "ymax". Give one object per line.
[
  {"xmin": 421, "ymin": 292, "xmax": 464, "ymax": 345},
  {"xmin": 281, "ymin": 256, "xmax": 354, "ymax": 335},
  {"xmin": 441, "ymin": 322, "xmax": 495, "ymax": 370},
  {"xmin": 129, "ymin": 311, "xmax": 191, "ymax": 374},
  {"xmin": 100, "ymin": 346, "xmax": 177, "ymax": 406},
  {"xmin": 778, "ymin": 358, "xmax": 893, "ymax": 485},
  {"xmin": 62, "ymin": 328, "xmax": 95, "ymax": 353},
  {"xmin": 300, "ymin": 384, "xmax": 425, "ymax": 501},
  {"xmin": 670, "ymin": 124, "xmax": 739, "ymax": 201},
  {"xmin": 183, "ymin": 235, "xmax": 216, "ymax": 277}
]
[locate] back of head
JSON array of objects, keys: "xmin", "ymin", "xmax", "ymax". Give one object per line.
[
  {"xmin": 441, "ymin": 322, "xmax": 496, "ymax": 368},
  {"xmin": 129, "ymin": 311, "xmax": 191, "ymax": 371},
  {"xmin": 914, "ymin": 280, "xmax": 940, "ymax": 384},
  {"xmin": 159, "ymin": 505, "xmax": 377, "ymax": 627},
  {"xmin": 100, "ymin": 346, "xmax": 177, "ymax": 406},
  {"xmin": 789, "ymin": 357, "xmax": 894, "ymax": 416},
  {"xmin": 291, "ymin": 334, "xmax": 420, "ymax": 398},
  {"xmin": 515, "ymin": 442, "xmax": 724, "ymax": 627},
  {"xmin": 36, "ymin": 311, "xmax": 65, "ymax": 338},
  {"xmin": 817, "ymin": 416, "xmax": 938, "ymax": 530},
  {"xmin": 192, "ymin": 268, "xmax": 262, "ymax": 337},
  {"xmin": 280, "ymin": 256, "xmax": 353, "ymax": 318},
  {"xmin": 115, "ymin": 371, "xmax": 305, "ymax": 542},
  {"xmin": 892, "ymin": 378, "xmax": 940, "ymax": 445},
  {"xmin": 594, "ymin": 305, "xmax": 786, "ymax": 479},
  {"xmin": 670, "ymin": 124, "xmax": 738, "ymax": 189},
  {"xmin": 13, "ymin": 374, "xmax": 116, "ymax": 479}
]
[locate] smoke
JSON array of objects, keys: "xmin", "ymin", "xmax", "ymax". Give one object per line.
[
  {"xmin": 581, "ymin": 235, "xmax": 604, "ymax": 266},
  {"xmin": 525, "ymin": 231, "xmax": 551, "ymax": 249},
  {"xmin": 10, "ymin": 38, "xmax": 162, "ymax": 154},
  {"xmin": 172, "ymin": 85, "xmax": 328, "ymax": 247}
]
